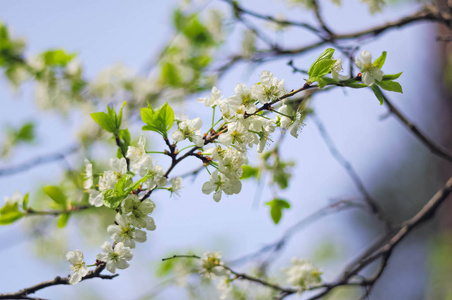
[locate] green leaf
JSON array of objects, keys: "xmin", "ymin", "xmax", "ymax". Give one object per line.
[
  {"xmin": 241, "ymin": 165, "xmax": 260, "ymax": 179},
  {"xmin": 161, "ymin": 62, "xmax": 182, "ymax": 87},
  {"xmin": 91, "ymin": 112, "xmax": 116, "ymax": 133},
  {"xmin": 310, "ymin": 59, "xmax": 336, "ymax": 80},
  {"xmin": 0, "ymin": 202, "xmax": 23, "ymax": 225},
  {"xmin": 373, "ymin": 51, "xmax": 387, "ymax": 69},
  {"xmin": 382, "ymin": 72, "xmax": 403, "ymax": 81},
  {"xmin": 0, "ymin": 209, "xmax": 23, "ymax": 225},
  {"xmin": 41, "ymin": 49, "xmax": 76, "ymax": 67},
  {"xmin": 182, "ymin": 17, "xmax": 213, "ymax": 46},
  {"xmin": 117, "ymin": 101, "xmax": 127, "ymax": 129},
  {"xmin": 308, "ymin": 48, "xmax": 335, "ymax": 75},
  {"xmin": 376, "ymin": 80, "xmax": 403, "ymax": 93},
  {"xmin": 43, "ymin": 186, "xmax": 67, "ymax": 208},
  {"xmin": 141, "ymin": 103, "xmax": 174, "ymax": 137},
  {"xmin": 370, "ymin": 84, "xmax": 385, "ymax": 105},
  {"xmin": 158, "ymin": 103, "xmax": 175, "ymax": 132},
  {"xmin": 16, "ymin": 122, "xmax": 35, "ymax": 142},
  {"xmin": 57, "ymin": 213, "xmax": 70, "ymax": 228},
  {"xmin": 265, "ymin": 198, "xmax": 291, "ymax": 225},
  {"xmin": 22, "ymin": 193, "xmax": 29, "ymax": 210},
  {"xmin": 317, "ymin": 77, "xmax": 327, "ymax": 89}
]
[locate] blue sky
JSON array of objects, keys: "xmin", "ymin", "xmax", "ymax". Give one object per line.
[{"xmin": 0, "ymin": 0, "xmax": 439, "ymax": 299}]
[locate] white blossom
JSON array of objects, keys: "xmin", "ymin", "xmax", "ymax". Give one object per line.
[
  {"xmin": 254, "ymin": 71, "xmax": 286, "ymax": 104},
  {"xmin": 98, "ymin": 158, "xmax": 128, "ymax": 192},
  {"xmin": 227, "ymin": 83, "xmax": 259, "ymax": 114},
  {"xmin": 289, "ymin": 112, "xmax": 305, "ymax": 138},
  {"xmin": 127, "ymin": 134, "xmax": 147, "ymax": 173},
  {"xmin": 213, "ymin": 146, "xmax": 248, "ymax": 180},
  {"xmin": 172, "ymin": 118, "xmax": 205, "ymax": 147},
  {"xmin": 331, "ymin": 59, "xmax": 349, "ymax": 81},
  {"xmin": 202, "ymin": 170, "xmax": 242, "ymax": 202},
  {"xmin": 83, "ymin": 159, "xmax": 93, "ymax": 190},
  {"xmin": 355, "ymin": 50, "xmax": 384, "ymax": 86},
  {"xmin": 217, "ymin": 278, "xmax": 233, "ymax": 300},
  {"xmin": 122, "ymin": 194, "xmax": 156, "ymax": 230},
  {"xmin": 139, "ymin": 156, "xmax": 167, "ymax": 189},
  {"xmin": 66, "ymin": 250, "xmax": 89, "ymax": 285},
  {"xmin": 88, "ymin": 189, "xmax": 104, "ymax": 207},
  {"xmin": 200, "ymin": 252, "xmax": 229, "ymax": 279},
  {"xmin": 107, "ymin": 214, "xmax": 147, "ymax": 248},
  {"xmin": 170, "ymin": 177, "xmax": 182, "ymax": 196},
  {"xmin": 218, "ymin": 121, "xmax": 257, "ymax": 152},
  {"xmin": 283, "ymin": 258, "xmax": 322, "ymax": 292},
  {"xmin": 277, "ymin": 104, "xmax": 295, "ymax": 130},
  {"xmin": 4, "ymin": 191, "xmax": 22, "ymax": 205},
  {"xmin": 96, "ymin": 242, "xmax": 133, "ymax": 274},
  {"xmin": 197, "ymin": 86, "xmax": 222, "ymax": 108}
]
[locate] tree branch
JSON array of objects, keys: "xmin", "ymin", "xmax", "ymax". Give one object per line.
[
  {"xmin": 310, "ymin": 113, "xmax": 391, "ymax": 229},
  {"xmin": 0, "ymin": 144, "xmax": 79, "ymax": 177},
  {"xmin": 381, "ymin": 92, "xmax": 452, "ymax": 163},
  {"xmin": 0, "ymin": 263, "xmax": 117, "ymax": 300}
]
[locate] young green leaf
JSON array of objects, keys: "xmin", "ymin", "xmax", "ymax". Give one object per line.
[
  {"xmin": 371, "ymin": 84, "xmax": 385, "ymax": 105},
  {"xmin": 373, "ymin": 51, "xmax": 387, "ymax": 69},
  {"xmin": 41, "ymin": 49, "xmax": 76, "ymax": 67},
  {"xmin": 22, "ymin": 193, "xmax": 29, "ymax": 210},
  {"xmin": 376, "ymin": 80, "xmax": 403, "ymax": 93},
  {"xmin": 382, "ymin": 72, "xmax": 403, "ymax": 81},
  {"xmin": 265, "ymin": 198, "xmax": 291, "ymax": 225},
  {"xmin": 241, "ymin": 165, "xmax": 260, "ymax": 179},
  {"xmin": 57, "ymin": 213, "xmax": 70, "ymax": 228},
  {"xmin": 308, "ymin": 48, "xmax": 335, "ymax": 75},
  {"xmin": 141, "ymin": 103, "xmax": 175, "ymax": 137},
  {"xmin": 0, "ymin": 202, "xmax": 23, "ymax": 225},
  {"xmin": 117, "ymin": 101, "xmax": 127, "ymax": 129},
  {"xmin": 43, "ymin": 186, "xmax": 67, "ymax": 208},
  {"xmin": 91, "ymin": 112, "xmax": 116, "ymax": 133}
]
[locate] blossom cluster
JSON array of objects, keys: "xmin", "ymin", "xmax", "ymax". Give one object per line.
[
  {"xmin": 197, "ymin": 71, "xmax": 305, "ymax": 202},
  {"xmin": 67, "ymin": 134, "xmax": 182, "ymax": 284}
]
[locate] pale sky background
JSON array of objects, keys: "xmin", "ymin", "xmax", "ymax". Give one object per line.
[{"xmin": 0, "ymin": 0, "xmax": 442, "ymax": 299}]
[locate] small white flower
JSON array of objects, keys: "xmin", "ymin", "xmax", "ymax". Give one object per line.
[
  {"xmin": 122, "ymin": 194, "xmax": 156, "ymax": 230},
  {"xmin": 355, "ymin": 50, "xmax": 384, "ymax": 86},
  {"xmin": 172, "ymin": 118, "xmax": 205, "ymax": 147},
  {"xmin": 96, "ymin": 242, "xmax": 133, "ymax": 274},
  {"xmin": 127, "ymin": 134, "xmax": 147, "ymax": 173},
  {"xmin": 201, "ymin": 252, "xmax": 229, "ymax": 279},
  {"xmin": 218, "ymin": 121, "xmax": 256, "ymax": 152},
  {"xmin": 66, "ymin": 250, "xmax": 90, "ymax": 285},
  {"xmin": 331, "ymin": 59, "xmax": 349, "ymax": 81},
  {"xmin": 170, "ymin": 177, "xmax": 182, "ymax": 196},
  {"xmin": 254, "ymin": 71, "xmax": 286, "ymax": 104},
  {"xmin": 228, "ymin": 83, "xmax": 258, "ymax": 114},
  {"xmin": 277, "ymin": 104, "xmax": 294, "ymax": 130},
  {"xmin": 197, "ymin": 86, "xmax": 222, "ymax": 107},
  {"xmin": 83, "ymin": 159, "xmax": 93, "ymax": 190},
  {"xmin": 289, "ymin": 112, "xmax": 305, "ymax": 138},
  {"xmin": 110, "ymin": 157, "xmax": 128, "ymax": 175},
  {"xmin": 283, "ymin": 258, "xmax": 322, "ymax": 293},
  {"xmin": 4, "ymin": 191, "xmax": 22, "ymax": 205},
  {"xmin": 202, "ymin": 170, "xmax": 242, "ymax": 202},
  {"xmin": 139, "ymin": 156, "xmax": 167, "ymax": 189},
  {"xmin": 88, "ymin": 189, "xmax": 104, "ymax": 207},
  {"xmin": 217, "ymin": 278, "xmax": 232, "ymax": 300},
  {"xmin": 107, "ymin": 214, "xmax": 147, "ymax": 248},
  {"xmin": 98, "ymin": 157, "xmax": 128, "ymax": 192}
]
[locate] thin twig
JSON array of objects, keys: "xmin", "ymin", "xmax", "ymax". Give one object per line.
[
  {"xmin": 0, "ymin": 263, "xmax": 118, "ymax": 300},
  {"xmin": 381, "ymin": 92, "xmax": 452, "ymax": 163},
  {"xmin": 0, "ymin": 144, "xmax": 79, "ymax": 177},
  {"xmin": 310, "ymin": 113, "xmax": 391, "ymax": 229}
]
